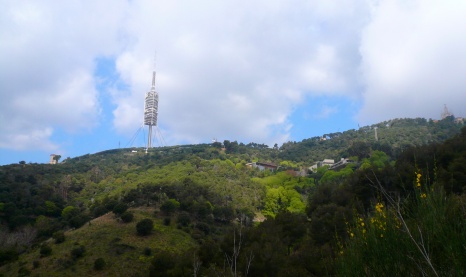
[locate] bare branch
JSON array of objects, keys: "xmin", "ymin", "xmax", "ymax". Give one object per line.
[{"xmin": 365, "ymin": 172, "xmax": 439, "ymax": 277}]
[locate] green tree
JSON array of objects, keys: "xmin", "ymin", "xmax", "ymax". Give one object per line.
[
  {"xmin": 94, "ymin": 258, "xmax": 106, "ymax": 270},
  {"xmin": 112, "ymin": 203, "xmax": 128, "ymax": 215},
  {"xmin": 61, "ymin": 206, "xmax": 78, "ymax": 221},
  {"xmin": 40, "ymin": 245, "xmax": 52, "ymax": 257},
  {"xmin": 121, "ymin": 211, "xmax": 134, "ymax": 223},
  {"xmin": 53, "ymin": 230, "xmax": 65, "ymax": 244},
  {"xmin": 160, "ymin": 199, "xmax": 179, "ymax": 215},
  {"xmin": 136, "ymin": 219, "xmax": 154, "ymax": 236}
]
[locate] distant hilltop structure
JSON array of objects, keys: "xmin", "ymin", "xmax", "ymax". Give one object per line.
[
  {"xmin": 440, "ymin": 104, "xmax": 463, "ymax": 124},
  {"xmin": 441, "ymin": 104, "xmax": 452, "ymax": 119},
  {"xmin": 143, "ymin": 71, "xmax": 159, "ymax": 152},
  {"xmin": 49, "ymin": 154, "xmax": 61, "ymax": 164}
]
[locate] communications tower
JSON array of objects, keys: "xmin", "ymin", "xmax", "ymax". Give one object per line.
[
  {"xmin": 144, "ymin": 71, "xmax": 159, "ymax": 152},
  {"xmin": 441, "ymin": 104, "xmax": 452, "ymax": 119}
]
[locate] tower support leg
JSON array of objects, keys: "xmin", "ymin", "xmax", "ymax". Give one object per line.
[{"xmin": 147, "ymin": 125, "xmax": 153, "ymax": 151}]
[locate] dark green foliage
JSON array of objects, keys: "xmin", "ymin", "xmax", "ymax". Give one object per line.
[
  {"xmin": 104, "ymin": 199, "xmax": 119, "ymax": 211},
  {"xmin": 279, "ymin": 117, "xmax": 464, "ymax": 162},
  {"xmin": 39, "ymin": 244, "xmax": 52, "ymax": 257},
  {"xmin": 107, "ymin": 238, "xmax": 136, "ymax": 255},
  {"xmin": 347, "ymin": 141, "xmax": 371, "ymax": 159},
  {"xmin": 212, "ymin": 142, "xmax": 222, "ymax": 148},
  {"xmin": 149, "ymin": 250, "xmax": 192, "ymax": 277},
  {"xmin": 160, "ymin": 199, "xmax": 179, "ymax": 215},
  {"xmin": 71, "ymin": 245, "xmax": 85, "ymax": 259},
  {"xmin": 195, "ymin": 222, "xmax": 211, "ymax": 235},
  {"xmin": 149, "ymin": 251, "xmax": 175, "ymax": 276},
  {"xmin": 120, "ymin": 211, "xmax": 133, "ymax": 223},
  {"xmin": 163, "ymin": 217, "xmax": 171, "ymax": 226},
  {"xmin": 93, "ymin": 258, "xmax": 106, "ymax": 270},
  {"xmin": 92, "ymin": 205, "xmax": 108, "ymax": 217},
  {"xmin": 61, "ymin": 206, "xmax": 79, "ymax": 221},
  {"xmin": 143, "ymin": 247, "xmax": 152, "ymax": 256},
  {"xmin": 337, "ymin": 187, "xmax": 466, "ymax": 276},
  {"xmin": 52, "ymin": 230, "xmax": 65, "ymax": 244},
  {"xmin": 112, "ymin": 203, "xmax": 128, "ymax": 215},
  {"xmin": 35, "ymin": 215, "xmax": 60, "ymax": 237},
  {"xmin": 213, "ymin": 206, "xmax": 234, "ymax": 223},
  {"xmin": 136, "ymin": 219, "xmax": 153, "ymax": 236},
  {"xmin": 0, "ymin": 249, "xmax": 18, "ymax": 266},
  {"xmin": 176, "ymin": 212, "xmax": 191, "ymax": 227},
  {"xmin": 69, "ymin": 214, "xmax": 90, "ymax": 229},
  {"xmin": 18, "ymin": 266, "xmax": 31, "ymax": 277},
  {"xmin": 33, "ymin": 260, "xmax": 40, "ymax": 269}
]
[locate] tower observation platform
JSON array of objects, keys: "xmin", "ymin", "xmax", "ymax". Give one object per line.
[{"xmin": 144, "ymin": 71, "xmax": 159, "ymax": 150}]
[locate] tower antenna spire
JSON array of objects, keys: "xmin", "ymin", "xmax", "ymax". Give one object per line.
[
  {"xmin": 441, "ymin": 104, "xmax": 452, "ymax": 119},
  {"xmin": 151, "ymin": 51, "xmax": 157, "ymax": 90},
  {"xmin": 151, "ymin": 71, "xmax": 156, "ymax": 90}
]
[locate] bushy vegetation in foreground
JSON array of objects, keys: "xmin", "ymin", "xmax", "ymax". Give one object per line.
[{"xmin": 337, "ymin": 177, "xmax": 466, "ymax": 276}]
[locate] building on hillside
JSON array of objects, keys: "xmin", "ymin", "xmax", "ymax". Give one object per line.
[
  {"xmin": 247, "ymin": 162, "xmax": 278, "ymax": 171},
  {"xmin": 49, "ymin": 154, "xmax": 57, "ymax": 164},
  {"xmin": 309, "ymin": 159, "xmax": 335, "ymax": 172},
  {"xmin": 322, "ymin": 159, "xmax": 335, "ymax": 166},
  {"xmin": 329, "ymin": 158, "xmax": 356, "ymax": 171}
]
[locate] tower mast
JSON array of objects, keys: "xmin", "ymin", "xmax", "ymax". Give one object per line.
[{"xmin": 144, "ymin": 71, "xmax": 159, "ymax": 153}]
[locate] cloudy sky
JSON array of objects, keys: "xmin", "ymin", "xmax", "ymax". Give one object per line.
[{"xmin": 1, "ymin": 0, "xmax": 465, "ymax": 165}]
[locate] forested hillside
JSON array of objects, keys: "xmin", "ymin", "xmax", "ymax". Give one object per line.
[{"xmin": 0, "ymin": 117, "xmax": 465, "ymax": 276}]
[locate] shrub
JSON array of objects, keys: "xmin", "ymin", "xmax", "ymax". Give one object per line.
[
  {"xmin": 0, "ymin": 249, "xmax": 18, "ymax": 266},
  {"xmin": 40, "ymin": 245, "xmax": 52, "ymax": 257},
  {"xmin": 61, "ymin": 206, "xmax": 79, "ymax": 221},
  {"xmin": 160, "ymin": 199, "xmax": 180, "ymax": 215},
  {"xmin": 113, "ymin": 203, "xmax": 128, "ymax": 215},
  {"xmin": 163, "ymin": 217, "xmax": 171, "ymax": 226},
  {"xmin": 104, "ymin": 199, "xmax": 119, "ymax": 211},
  {"xmin": 69, "ymin": 214, "xmax": 90, "ymax": 228},
  {"xmin": 196, "ymin": 222, "xmax": 211, "ymax": 235},
  {"xmin": 18, "ymin": 266, "xmax": 31, "ymax": 277},
  {"xmin": 94, "ymin": 258, "xmax": 106, "ymax": 270},
  {"xmin": 143, "ymin": 247, "xmax": 152, "ymax": 256},
  {"xmin": 336, "ymin": 186, "xmax": 466, "ymax": 276},
  {"xmin": 92, "ymin": 205, "xmax": 108, "ymax": 217},
  {"xmin": 53, "ymin": 230, "xmax": 65, "ymax": 244},
  {"xmin": 33, "ymin": 260, "xmax": 40, "ymax": 269},
  {"xmin": 71, "ymin": 245, "xmax": 85, "ymax": 259},
  {"xmin": 121, "ymin": 211, "xmax": 134, "ymax": 223},
  {"xmin": 176, "ymin": 212, "xmax": 191, "ymax": 227},
  {"xmin": 136, "ymin": 219, "xmax": 153, "ymax": 236}
]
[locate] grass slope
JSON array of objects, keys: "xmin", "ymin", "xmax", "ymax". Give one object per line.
[{"xmin": 0, "ymin": 208, "xmax": 197, "ymax": 276}]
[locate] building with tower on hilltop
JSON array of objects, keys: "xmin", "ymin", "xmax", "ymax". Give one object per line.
[
  {"xmin": 49, "ymin": 154, "xmax": 60, "ymax": 164},
  {"xmin": 441, "ymin": 104, "xmax": 452, "ymax": 119}
]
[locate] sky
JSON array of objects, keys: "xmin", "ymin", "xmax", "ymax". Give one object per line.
[{"xmin": 1, "ymin": 0, "xmax": 466, "ymax": 165}]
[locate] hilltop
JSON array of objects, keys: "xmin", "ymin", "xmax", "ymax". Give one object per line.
[{"xmin": 1, "ymin": 116, "xmax": 465, "ymax": 276}]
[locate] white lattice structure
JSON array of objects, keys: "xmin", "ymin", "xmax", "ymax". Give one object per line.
[{"xmin": 144, "ymin": 71, "xmax": 159, "ymax": 149}]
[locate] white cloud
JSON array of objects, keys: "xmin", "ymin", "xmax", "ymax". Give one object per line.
[
  {"xmin": 315, "ymin": 105, "xmax": 339, "ymax": 119},
  {"xmin": 0, "ymin": 0, "xmax": 127, "ymax": 151},
  {"xmin": 111, "ymin": 0, "xmax": 367, "ymax": 146},
  {"xmin": 358, "ymin": 0, "xmax": 466, "ymax": 123}
]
